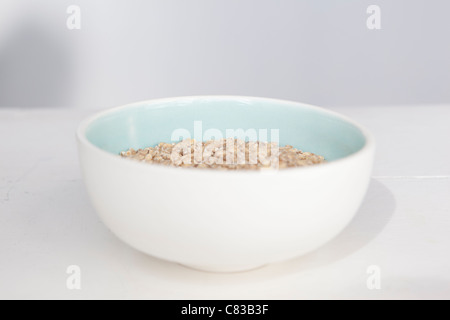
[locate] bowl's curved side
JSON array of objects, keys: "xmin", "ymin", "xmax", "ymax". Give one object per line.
[{"xmin": 77, "ymin": 135, "xmax": 375, "ymax": 272}]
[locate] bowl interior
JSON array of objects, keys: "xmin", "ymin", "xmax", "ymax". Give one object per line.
[{"xmin": 84, "ymin": 97, "xmax": 366, "ymax": 161}]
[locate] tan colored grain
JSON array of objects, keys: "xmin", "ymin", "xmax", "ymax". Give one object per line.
[{"xmin": 120, "ymin": 139, "xmax": 325, "ymax": 170}]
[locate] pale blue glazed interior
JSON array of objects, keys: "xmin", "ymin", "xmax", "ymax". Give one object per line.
[{"xmin": 85, "ymin": 97, "xmax": 366, "ymax": 161}]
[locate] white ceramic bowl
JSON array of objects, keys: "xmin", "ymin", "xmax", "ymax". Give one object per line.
[{"xmin": 77, "ymin": 96, "xmax": 375, "ymax": 272}]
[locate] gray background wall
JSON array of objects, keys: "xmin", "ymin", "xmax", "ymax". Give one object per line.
[{"xmin": 0, "ymin": 0, "xmax": 449, "ymax": 108}]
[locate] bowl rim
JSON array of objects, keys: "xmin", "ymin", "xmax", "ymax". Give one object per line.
[{"xmin": 76, "ymin": 95, "xmax": 375, "ymax": 176}]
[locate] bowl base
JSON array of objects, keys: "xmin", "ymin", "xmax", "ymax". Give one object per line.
[{"xmin": 179, "ymin": 263, "xmax": 268, "ymax": 273}]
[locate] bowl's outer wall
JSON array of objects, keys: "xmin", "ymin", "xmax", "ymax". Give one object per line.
[
  {"xmin": 77, "ymin": 97, "xmax": 375, "ymax": 272},
  {"xmin": 79, "ymin": 140, "xmax": 374, "ymax": 272}
]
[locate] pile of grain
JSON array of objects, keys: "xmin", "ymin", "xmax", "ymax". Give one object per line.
[{"xmin": 120, "ymin": 139, "xmax": 325, "ymax": 170}]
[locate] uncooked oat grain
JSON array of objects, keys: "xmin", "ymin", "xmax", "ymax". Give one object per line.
[{"xmin": 120, "ymin": 139, "xmax": 325, "ymax": 170}]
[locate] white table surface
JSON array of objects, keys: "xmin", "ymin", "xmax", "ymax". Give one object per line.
[{"xmin": 1, "ymin": 105, "xmax": 449, "ymax": 300}]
